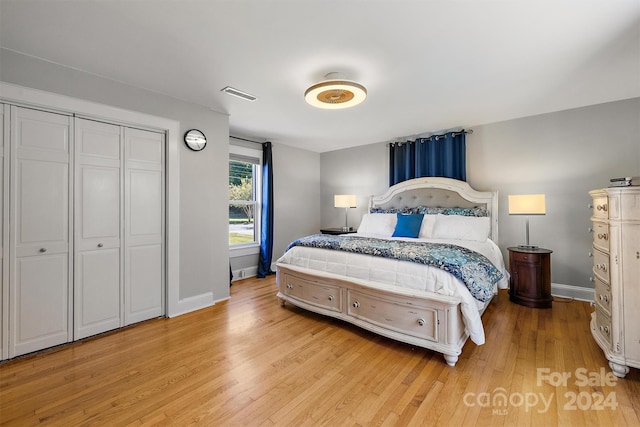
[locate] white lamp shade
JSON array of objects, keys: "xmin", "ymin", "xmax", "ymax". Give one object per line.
[
  {"xmin": 508, "ymin": 194, "xmax": 546, "ymax": 215},
  {"xmin": 334, "ymin": 194, "xmax": 357, "ymax": 208}
]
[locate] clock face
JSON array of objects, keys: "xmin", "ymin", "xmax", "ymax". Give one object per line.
[{"xmin": 184, "ymin": 129, "xmax": 207, "ymax": 151}]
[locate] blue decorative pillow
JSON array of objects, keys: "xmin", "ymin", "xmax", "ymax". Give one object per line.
[{"xmin": 392, "ymin": 213, "xmax": 424, "ymax": 238}]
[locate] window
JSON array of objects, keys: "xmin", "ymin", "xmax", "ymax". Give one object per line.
[{"xmin": 229, "ymin": 145, "xmax": 261, "ymax": 255}]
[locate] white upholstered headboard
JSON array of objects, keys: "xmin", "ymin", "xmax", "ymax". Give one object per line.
[{"xmin": 369, "ymin": 177, "xmax": 499, "ymax": 242}]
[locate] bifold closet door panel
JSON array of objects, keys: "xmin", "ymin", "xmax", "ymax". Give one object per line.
[
  {"xmin": 9, "ymin": 106, "xmax": 72, "ymax": 357},
  {"xmin": 74, "ymin": 118, "xmax": 122, "ymax": 339},
  {"xmin": 124, "ymin": 128, "xmax": 164, "ymax": 325}
]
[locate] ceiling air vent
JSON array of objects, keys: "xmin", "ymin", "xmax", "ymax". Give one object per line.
[{"xmin": 221, "ymin": 86, "xmax": 257, "ymax": 102}]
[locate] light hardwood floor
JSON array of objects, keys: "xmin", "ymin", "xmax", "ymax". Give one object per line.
[{"xmin": 1, "ymin": 276, "xmax": 639, "ymax": 426}]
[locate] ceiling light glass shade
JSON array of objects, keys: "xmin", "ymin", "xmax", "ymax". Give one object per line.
[{"xmin": 305, "ymin": 79, "xmax": 367, "ymax": 109}]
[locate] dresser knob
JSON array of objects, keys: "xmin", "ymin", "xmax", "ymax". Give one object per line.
[
  {"xmin": 39, "ymin": 248, "xmax": 47, "ymax": 253},
  {"xmin": 417, "ymin": 318, "xmax": 425, "ymax": 326},
  {"xmin": 352, "ymin": 301, "xmax": 360, "ymax": 308},
  {"xmin": 328, "ymin": 295, "xmax": 334, "ymax": 302},
  {"xmin": 286, "ymin": 283, "xmax": 293, "ymax": 289},
  {"xmin": 97, "ymin": 243, "xmax": 104, "ymax": 248}
]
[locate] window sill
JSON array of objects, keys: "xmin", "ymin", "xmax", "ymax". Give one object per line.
[{"xmin": 230, "ymin": 244, "xmax": 260, "ymax": 258}]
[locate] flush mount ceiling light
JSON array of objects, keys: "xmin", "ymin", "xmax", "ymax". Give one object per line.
[{"xmin": 304, "ymin": 72, "xmax": 367, "ymax": 109}]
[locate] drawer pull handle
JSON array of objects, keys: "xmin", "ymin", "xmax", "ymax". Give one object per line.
[
  {"xmin": 596, "ymin": 263, "xmax": 607, "ymax": 272},
  {"xmin": 352, "ymin": 301, "xmax": 360, "ymax": 308},
  {"xmin": 597, "ymin": 233, "xmax": 608, "ymax": 240},
  {"xmin": 328, "ymin": 295, "xmax": 334, "ymax": 302},
  {"xmin": 286, "ymin": 283, "xmax": 293, "ymax": 289},
  {"xmin": 39, "ymin": 248, "xmax": 47, "ymax": 253},
  {"xmin": 417, "ymin": 318, "xmax": 425, "ymax": 326}
]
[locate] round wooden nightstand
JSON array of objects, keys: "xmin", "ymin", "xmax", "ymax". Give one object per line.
[{"xmin": 507, "ymin": 247, "xmax": 553, "ymax": 308}]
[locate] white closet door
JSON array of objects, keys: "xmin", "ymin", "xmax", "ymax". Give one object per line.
[
  {"xmin": 124, "ymin": 127, "xmax": 164, "ymax": 325},
  {"xmin": 74, "ymin": 118, "xmax": 123, "ymax": 339},
  {"xmin": 9, "ymin": 106, "xmax": 72, "ymax": 357},
  {"xmin": 1, "ymin": 105, "xmax": 8, "ymax": 360}
]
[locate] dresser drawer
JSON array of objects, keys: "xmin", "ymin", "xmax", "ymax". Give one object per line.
[
  {"xmin": 594, "ymin": 307, "xmax": 612, "ymax": 348},
  {"xmin": 347, "ymin": 290, "xmax": 438, "ymax": 342},
  {"xmin": 594, "ymin": 276, "xmax": 611, "ymax": 316},
  {"xmin": 592, "ymin": 196, "xmax": 609, "ymax": 219},
  {"xmin": 592, "ymin": 248, "xmax": 610, "ymax": 284},
  {"xmin": 281, "ymin": 274, "xmax": 342, "ymax": 312},
  {"xmin": 592, "ymin": 221, "xmax": 609, "ymax": 252}
]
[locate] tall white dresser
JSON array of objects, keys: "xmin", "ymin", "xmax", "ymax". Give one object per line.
[{"xmin": 589, "ymin": 187, "xmax": 640, "ymax": 378}]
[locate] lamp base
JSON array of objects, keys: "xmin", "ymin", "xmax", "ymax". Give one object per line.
[{"xmin": 517, "ymin": 244, "xmax": 539, "ymax": 250}]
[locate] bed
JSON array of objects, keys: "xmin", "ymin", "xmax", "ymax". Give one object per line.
[{"xmin": 275, "ymin": 177, "xmax": 509, "ymax": 366}]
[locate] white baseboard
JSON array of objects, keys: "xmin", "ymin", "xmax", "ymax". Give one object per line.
[
  {"xmin": 169, "ymin": 292, "xmax": 215, "ymax": 317},
  {"xmin": 231, "ymin": 266, "xmax": 258, "ymax": 281},
  {"xmin": 551, "ymin": 283, "xmax": 594, "ymax": 302}
]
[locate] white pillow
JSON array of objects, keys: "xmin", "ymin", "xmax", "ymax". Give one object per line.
[
  {"xmin": 357, "ymin": 213, "xmax": 397, "ymax": 236},
  {"xmin": 419, "ymin": 214, "xmax": 437, "ymax": 238},
  {"xmin": 431, "ymin": 214, "xmax": 491, "ymax": 242}
]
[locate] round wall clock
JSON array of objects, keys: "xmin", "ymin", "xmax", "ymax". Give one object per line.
[{"xmin": 184, "ymin": 129, "xmax": 207, "ymax": 151}]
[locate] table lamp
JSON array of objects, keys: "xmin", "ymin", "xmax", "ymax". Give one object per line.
[
  {"xmin": 334, "ymin": 194, "xmax": 357, "ymax": 231},
  {"xmin": 508, "ymin": 194, "xmax": 546, "ymax": 249}
]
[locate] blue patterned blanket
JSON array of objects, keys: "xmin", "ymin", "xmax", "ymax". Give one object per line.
[{"xmin": 286, "ymin": 235, "xmax": 503, "ymax": 302}]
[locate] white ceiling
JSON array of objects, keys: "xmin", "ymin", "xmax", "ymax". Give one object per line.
[{"xmin": 1, "ymin": 1, "xmax": 639, "ymax": 153}]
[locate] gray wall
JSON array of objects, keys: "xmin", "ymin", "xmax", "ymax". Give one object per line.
[
  {"xmin": 272, "ymin": 143, "xmax": 321, "ymax": 261},
  {"xmin": 320, "ymin": 97, "xmax": 640, "ymax": 292},
  {"xmin": 230, "ymin": 141, "xmax": 321, "ymax": 275},
  {"xmin": 1, "ymin": 48, "xmax": 230, "ymax": 303},
  {"xmin": 321, "ymin": 142, "xmax": 389, "ymax": 229}
]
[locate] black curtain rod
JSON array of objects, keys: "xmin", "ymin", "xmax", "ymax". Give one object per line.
[
  {"xmin": 390, "ymin": 129, "xmax": 473, "ymax": 145},
  {"xmin": 230, "ymin": 135, "xmax": 268, "ymax": 145}
]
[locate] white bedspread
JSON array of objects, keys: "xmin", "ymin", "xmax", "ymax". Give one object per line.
[{"xmin": 276, "ymin": 233, "xmax": 509, "ymax": 345}]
